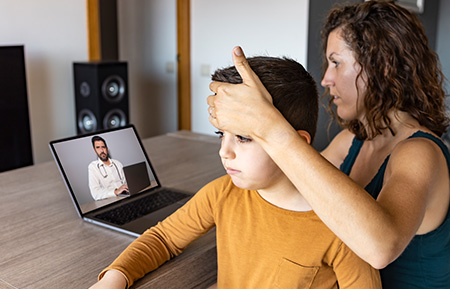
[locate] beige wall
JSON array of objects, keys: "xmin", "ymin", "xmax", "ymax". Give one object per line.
[{"xmin": 0, "ymin": 0, "xmax": 87, "ymax": 163}]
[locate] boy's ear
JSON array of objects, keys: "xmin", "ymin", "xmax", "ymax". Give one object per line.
[{"xmin": 297, "ymin": 130, "xmax": 312, "ymax": 144}]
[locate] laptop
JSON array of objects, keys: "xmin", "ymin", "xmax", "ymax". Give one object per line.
[
  {"xmin": 122, "ymin": 161, "xmax": 151, "ymax": 195},
  {"xmin": 49, "ymin": 124, "xmax": 191, "ymax": 237}
]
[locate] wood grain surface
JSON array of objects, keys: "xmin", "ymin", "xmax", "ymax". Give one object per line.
[{"xmin": 0, "ymin": 131, "xmax": 224, "ymax": 288}]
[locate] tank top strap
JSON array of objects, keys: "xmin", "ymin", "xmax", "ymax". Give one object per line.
[
  {"xmin": 340, "ymin": 131, "xmax": 450, "ymax": 201},
  {"xmin": 339, "ymin": 137, "xmax": 364, "ymax": 175},
  {"xmin": 409, "ymin": 131, "xmax": 450, "ymax": 164}
]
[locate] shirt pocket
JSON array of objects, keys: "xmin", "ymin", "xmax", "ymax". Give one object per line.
[{"xmin": 273, "ymin": 258, "xmax": 320, "ymax": 289}]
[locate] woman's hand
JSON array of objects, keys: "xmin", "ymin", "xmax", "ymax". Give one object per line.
[{"xmin": 207, "ymin": 46, "xmax": 280, "ymax": 139}]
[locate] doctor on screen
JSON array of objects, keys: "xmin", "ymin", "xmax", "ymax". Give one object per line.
[{"xmin": 88, "ymin": 136, "xmax": 128, "ymax": 201}]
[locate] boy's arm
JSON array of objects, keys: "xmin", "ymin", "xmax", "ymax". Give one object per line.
[
  {"xmin": 332, "ymin": 243, "xmax": 382, "ymax": 289},
  {"xmin": 94, "ymin": 177, "xmax": 223, "ymax": 288},
  {"xmin": 89, "ymin": 270, "xmax": 127, "ymax": 289}
]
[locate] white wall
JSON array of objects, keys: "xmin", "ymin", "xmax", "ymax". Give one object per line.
[
  {"xmin": 0, "ymin": 0, "xmax": 178, "ymax": 165},
  {"xmin": 0, "ymin": 0, "xmax": 87, "ymax": 164},
  {"xmin": 1, "ymin": 0, "xmax": 446, "ymax": 164},
  {"xmin": 191, "ymin": 0, "xmax": 310, "ymax": 135},
  {"xmin": 117, "ymin": 0, "xmax": 310, "ymax": 143}
]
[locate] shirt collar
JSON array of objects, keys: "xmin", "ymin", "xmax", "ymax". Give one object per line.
[{"xmin": 97, "ymin": 158, "xmax": 113, "ymax": 166}]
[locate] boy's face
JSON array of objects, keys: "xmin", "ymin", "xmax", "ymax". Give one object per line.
[{"xmin": 217, "ymin": 130, "xmax": 284, "ymax": 191}]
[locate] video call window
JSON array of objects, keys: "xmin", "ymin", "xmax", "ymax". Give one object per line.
[{"xmin": 50, "ymin": 126, "xmax": 157, "ymax": 214}]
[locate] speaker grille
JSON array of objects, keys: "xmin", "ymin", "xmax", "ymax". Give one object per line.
[
  {"xmin": 73, "ymin": 62, "xmax": 129, "ymax": 134},
  {"xmin": 80, "ymin": 81, "xmax": 91, "ymax": 97}
]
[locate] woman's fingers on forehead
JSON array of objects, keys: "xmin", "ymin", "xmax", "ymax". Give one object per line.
[
  {"xmin": 209, "ymin": 81, "xmax": 234, "ymax": 96},
  {"xmin": 208, "ymin": 113, "xmax": 220, "ymax": 128},
  {"xmin": 209, "ymin": 81, "xmax": 218, "ymax": 93},
  {"xmin": 206, "ymin": 94, "xmax": 215, "ymax": 106}
]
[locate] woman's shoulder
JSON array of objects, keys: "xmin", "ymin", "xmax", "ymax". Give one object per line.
[
  {"xmin": 392, "ymin": 131, "xmax": 446, "ymax": 161},
  {"xmin": 387, "ymin": 130, "xmax": 448, "ymax": 180},
  {"xmin": 386, "ymin": 131, "xmax": 450, "ymax": 235},
  {"xmin": 321, "ymin": 129, "xmax": 356, "ymax": 168}
]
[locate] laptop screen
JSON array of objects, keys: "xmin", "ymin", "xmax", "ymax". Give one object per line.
[{"xmin": 50, "ymin": 125, "xmax": 158, "ymax": 215}]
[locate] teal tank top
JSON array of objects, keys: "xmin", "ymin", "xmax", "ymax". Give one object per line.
[{"xmin": 340, "ymin": 131, "xmax": 450, "ymax": 289}]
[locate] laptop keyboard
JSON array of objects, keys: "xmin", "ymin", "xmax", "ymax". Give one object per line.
[{"xmin": 94, "ymin": 189, "xmax": 190, "ymax": 225}]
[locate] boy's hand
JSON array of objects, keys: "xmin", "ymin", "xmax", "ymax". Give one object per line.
[{"xmin": 89, "ymin": 270, "xmax": 127, "ymax": 289}]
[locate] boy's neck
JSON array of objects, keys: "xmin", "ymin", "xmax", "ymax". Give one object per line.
[{"xmin": 257, "ymin": 179, "xmax": 312, "ymax": 212}]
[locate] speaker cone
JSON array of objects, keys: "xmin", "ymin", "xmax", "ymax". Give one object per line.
[
  {"xmin": 78, "ymin": 109, "xmax": 98, "ymax": 134},
  {"xmin": 101, "ymin": 75, "xmax": 125, "ymax": 103},
  {"xmin": 80, "ymin": 81, "xmax": 91, "ymax": 97},
  {"xmin": 103, "ymin": 108, "xmax": 126, "ymax": 129}
]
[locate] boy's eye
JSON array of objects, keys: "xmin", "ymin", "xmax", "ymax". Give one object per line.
[
  {"xmin": 236, "ymin": 135, "xmax": 252, "ymax": 143},
  {"xmin": 215, "ymin": 131, "xmax": 251, "ymax": 143}
]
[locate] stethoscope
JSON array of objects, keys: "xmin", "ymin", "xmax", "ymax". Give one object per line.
[{"xmin": 97, "ymin": 161, "xmax": 124, "ymax": 183}]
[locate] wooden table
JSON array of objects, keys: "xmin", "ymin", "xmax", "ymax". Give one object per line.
[{"xmin": 0, "ymin": 131, "xmax": 224, "ymax": 288}]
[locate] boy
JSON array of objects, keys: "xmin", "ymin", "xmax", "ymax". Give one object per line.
[{"xmin": 90, "ymin": 56, "xmax": 381, "ymax": 288}]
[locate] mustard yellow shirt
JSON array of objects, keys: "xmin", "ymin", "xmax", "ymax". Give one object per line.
[{"xmin": 100, "ymin": 175, "xmax": 380, "ymax": 288}]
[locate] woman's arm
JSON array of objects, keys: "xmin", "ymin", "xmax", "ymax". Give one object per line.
[
  {"xmin": 208, "ymin": 47, "xmax": 442, "ymax": 269},
  {"xmin": 320, "ymin": 129, "xmax": 354, "ymax": 168},
  {"xmin": 259, "ymin": 123, "xmax": 437, "ymax": 268}
]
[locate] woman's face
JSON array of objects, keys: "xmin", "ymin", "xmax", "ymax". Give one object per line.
[{"xmin": 321, "ymin": 28, "xmax": 367, "ymax": 122}]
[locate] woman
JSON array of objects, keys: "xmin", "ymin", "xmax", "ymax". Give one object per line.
[{"xmin": 207, "ymin": 1, "xmax": 450, "ymax": 288}]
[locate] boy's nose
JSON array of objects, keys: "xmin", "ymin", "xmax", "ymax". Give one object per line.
[{"xmin": 219, "ymin": 139, "xmax": 236, "ymax": 160}]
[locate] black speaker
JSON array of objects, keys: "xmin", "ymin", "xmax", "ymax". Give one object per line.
[
  {"xmin": 0, "ymin": 45, "xmax": 33, "ymax": 172},
  {"xmin": 73, "ymin": 62, "xmax": 129, "ymax": 134}
]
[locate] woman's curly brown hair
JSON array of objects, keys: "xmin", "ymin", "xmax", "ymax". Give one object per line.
[{"xmin": 321, "ymin": 0, "xmax": 449, "ymax": 139}]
